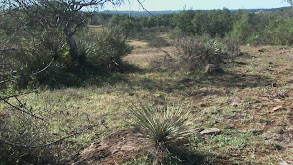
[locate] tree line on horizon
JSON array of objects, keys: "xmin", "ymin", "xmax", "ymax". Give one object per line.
[{"xmin": 91, "ymin": 8, "xmax": 293, "ymax": 45}]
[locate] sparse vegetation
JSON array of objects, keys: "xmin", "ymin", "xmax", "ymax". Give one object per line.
[{"xmin": 1, "ymin": 2, "xmax": 293, "ymax": 165}]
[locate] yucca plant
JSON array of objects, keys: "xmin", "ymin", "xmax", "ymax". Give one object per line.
[{"xmin": 129, "ymin": 102, "xmax": 194, "ymax": 147}]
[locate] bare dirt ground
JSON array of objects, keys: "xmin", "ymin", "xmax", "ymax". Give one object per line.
[{"xmin": 66, "ymin": 127, "xmax": 150, "ymax": 165}]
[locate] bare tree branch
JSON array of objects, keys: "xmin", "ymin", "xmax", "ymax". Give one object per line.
[
  {"xmin": 0, "ymin": 124, "xmax": 98, "ymax": 148},
  {"xmin": 287, "ymin": 0, "xmax": 293, "ymax": 6},
  {"xmin": 136, "ymin": 0, "xmax": 154, "ymax": 17},
  {"xmin": 0, "ymin": 95, "xmax": 45, "ymax": 120}
]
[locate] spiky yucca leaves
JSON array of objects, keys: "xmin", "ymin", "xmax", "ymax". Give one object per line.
[{"xmin": 129, "ymin": 103, "xmax": 194, "ymax": 147}]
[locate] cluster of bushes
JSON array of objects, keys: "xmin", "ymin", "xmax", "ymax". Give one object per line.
[
  {"xmin": 176, "ymin": 36, "xmax": 240, "ymax": 71},
  {"xmin": 230, "ymin": 9, "xmax": 293, "ymax": 45},
  {"xmin": 151, "ymin": 35, "xmax": 240, "ymax": 72},
  {"xmin": 91, "ymin": 8, "xmax": 293, "ymax": 47},
  {"xmin": 77, "ymin": 27, "xmax": 132, "ymax": 72},
  {"xmin": 171, "ymin": 9, "xmax": 233, "ymax": 37},
  {"xmin": 171, "ymin": 9, "xmax": 293, "ymax": 45},
  {"xmin": 92, "ymin": 13, "xmax": 175, "ymax": 37}
]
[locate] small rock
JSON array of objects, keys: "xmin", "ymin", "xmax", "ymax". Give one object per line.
[
  {"xmin": 120, "ymin": 145, "xmax": 135, "ymax": 151},
  {"xmin": 200, "ymin": 128, "xmax": 221, "ymax": 136},
  {"xmin": 262, "ymin": 132, "xmax": 274, "ymax": 140},
  {"xmin": 225, "ymin": 119, "xmax": 235, "ymax": 129},
  {"xmin": 278, "ymin": 159, "xmax": 289, "ymax": 165},
  {"xmin": 227, "ymin": 98, "xmax": 241, "ymax": 106},
  {"xmin": 231, "ymin": 101, "xmax": 240, "ymax": 107},
  {"xmin": 273, "ymin": 106, "xmax": 285, "ymax": 112}
]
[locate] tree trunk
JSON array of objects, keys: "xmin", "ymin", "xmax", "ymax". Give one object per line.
[{"xmin": 64, "ymin": 26, "xmax": 80, "ymax": 68}]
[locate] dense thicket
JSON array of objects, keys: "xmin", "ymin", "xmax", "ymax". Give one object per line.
[{"xmin": 92, "ymin": 8, "xmax": 293, "ymax": 45}]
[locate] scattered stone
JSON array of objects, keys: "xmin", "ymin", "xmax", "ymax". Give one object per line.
[
  {"xmin": 120, "ymin": 145, "xmax": 135, "ymax": 151},
  {"xmin": 273, "ymin": 105, "xmax": 285, "ymax": 112},
  {"xmin": 227, "ymin": 98, "xmax": 241, "ymax": 107},
  {"xmin": 227, "ymin": 97, "xmax": 241, "ymax": 107},
  {"xmin": 278, "ymin": 159, "xmax": 289, "ymax": 165},
  {"xmin": 231, "ymin": 101, "xmax": 240, "ymax": 107},
  {"xmin": 263, "ymin": 132, "xmax": 274, "ymax": 140},
  {"xmin": 205, "ymin": 64, "xmax": 224, "ymax": 74},
  {"xmin": 225, "ymin": 119, "xmax": 235, "ymax": 129},
  {"xmin": 200, "ymin": 128, "xmax": 221, "ymax": 136}
]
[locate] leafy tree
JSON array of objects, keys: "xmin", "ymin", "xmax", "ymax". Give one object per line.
[
  {"xmin": 204, "ymin": 8, "xmax": 233, "ymax": 37},
  {"xmin": 267, "ymin": 16, "xmax": 293, "ymax": 45},
  {"xmin": 1, "ymin": 0, "xmax": 124, "ymax": 69},
  {"xmin": 108, "ymin": 14, "xmax": 136, "ymax": 36},
  {"xmin": 230, "ymin": 10, "xmax": 254, "ymax": 43},
  {"xmin": 172, "ymin": 10, "xmax": 196, "ymax": 36}
]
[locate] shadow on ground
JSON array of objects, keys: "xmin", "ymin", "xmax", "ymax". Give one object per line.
[{"xmin": 126, "ymin": 72, "xmax": 273, "ymax": 97}]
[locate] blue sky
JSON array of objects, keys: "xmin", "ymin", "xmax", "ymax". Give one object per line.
[{"xmin": 104, "ymin": 0, "xmax": 291, "ymax": 11}]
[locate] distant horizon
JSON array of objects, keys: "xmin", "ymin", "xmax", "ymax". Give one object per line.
[
  {"xmin": 101, "ymin": 6, "xmax": 292, "ymax": 12},
  {"xmin": 102, "ymin": 0, "xmax": 291, "ymax": 11}
]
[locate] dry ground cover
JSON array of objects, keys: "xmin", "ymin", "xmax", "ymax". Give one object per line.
[{"xmin": 1, "ymin": 43, "xmax": 292, "ymax": 164}]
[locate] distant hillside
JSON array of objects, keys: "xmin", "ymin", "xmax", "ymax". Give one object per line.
[
  {"xmin": 101, "ymin": 10, "xmax": 179, "ymax": 17},
  {"xmin": 101, "ymin": 6, "xmax": 292, "ymax": 17}
]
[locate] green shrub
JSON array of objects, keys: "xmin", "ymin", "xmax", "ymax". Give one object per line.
[
  {"xmin": 129, "ymin": 102, "xmax": 193, "ymax": 147},
  {"xmin": 77, "ymin": 27, "xmax": 133, "ymax": 71},
  {"xmin": 175, "ymin": 36, "xmax": 237, "ymax": 71},
  {"xmin": 129, "ymin": 101, "xmax": 194, "ymax": 164},
  {"xmin": 150, "ymin": 36, "xmax": 240, "ymax": 72},
  {"xmin": 266, "ymin": 16, "xmax": 293, "ymax": 45}
]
